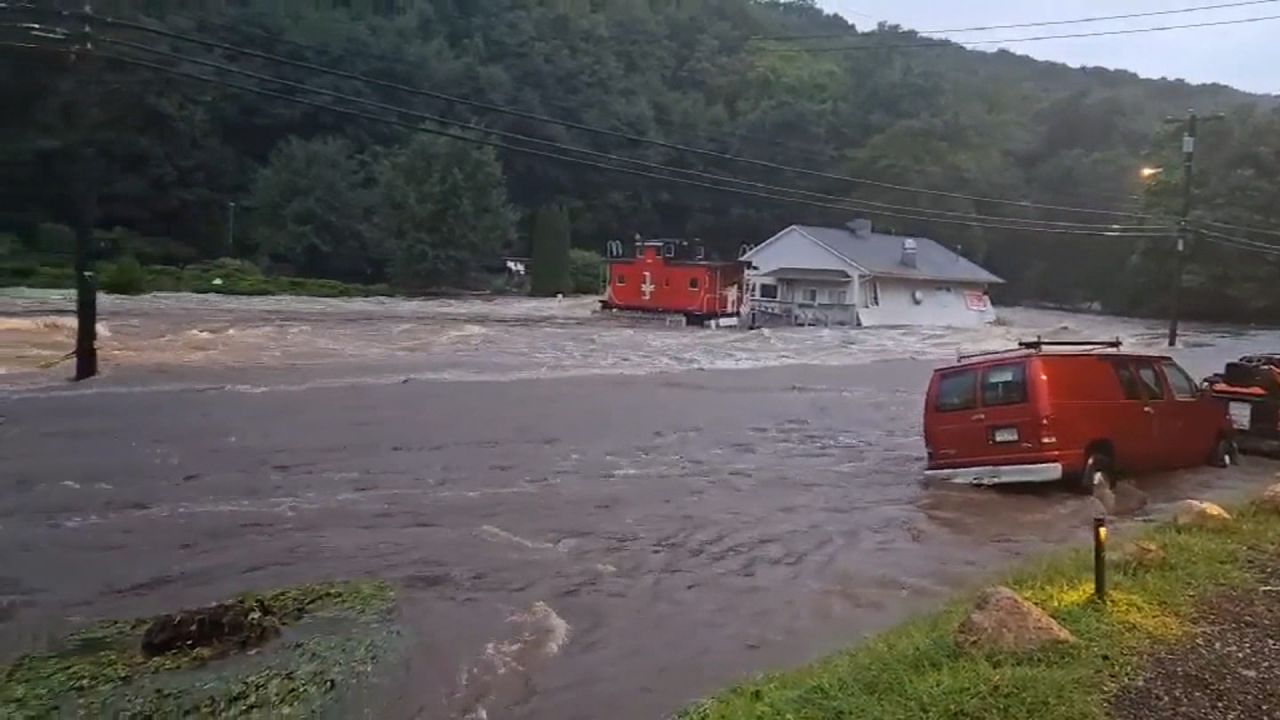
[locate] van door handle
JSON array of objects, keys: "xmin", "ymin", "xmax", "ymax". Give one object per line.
[
  {"xmin": 970, "ymin": 413, "xmax": 986, "ymax": 421},
  {"xmin": 1143, "ymin": 406, "xmax": 1156, "ymax": 414}
]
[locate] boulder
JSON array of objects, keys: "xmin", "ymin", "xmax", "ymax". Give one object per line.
[
  {"xmin": 1260, "ymin": 483, "xmax": 1280, "ymax": 513},
  {"xmin": 1112, "ymin": 481, "xmax": 1149, "ymax": 516},
  {"xmin": 1173, "ymin": 500, "xmax": 1233, "ymax": 529},
  {"xmin": 141, "ymin": 599, "xmax": 280, "ymax": 657},
  {"xmin": 1114, "ymin": 540, "xmax": 1165, "ymax": 569},
  {"xmin": 955, "ymin": 586, "xmax": 1075, "ymax": 653}
]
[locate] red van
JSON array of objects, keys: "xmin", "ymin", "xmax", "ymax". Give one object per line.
[{"xmin": 923, "ymin": 340, "xmax": 1236, "ymax": 492}]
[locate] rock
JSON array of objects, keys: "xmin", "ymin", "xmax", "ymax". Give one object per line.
[
  {"xmin": 1093, "ymin": 482, "xmax": 1116, "ymax": 515},
  {"xmin": 141, "ymin": 599, "xmax": 280, "ymax": 657},
  {"xmin": 1115, "ymin": 540, "xmax": 1165, "ymax": 569},
  {"xmin": 1112, "ymin": 481, "xmax": 1149, "ymax": 515},
  {"xmin": 955, "ymin": 586, "xmax": 1075, "ymax": 653},
  {"xmin": 1260, "ymin": 483, "xmax": 1280, "ymax": 513},
  {"xmin": 1173, "ymin": 500, "xmax": 1233, "ymax": 529}
]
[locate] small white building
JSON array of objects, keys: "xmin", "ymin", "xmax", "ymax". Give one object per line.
[{"xmin": 741, "ymin": 220, "xmax": 1003, "ymax": 327}]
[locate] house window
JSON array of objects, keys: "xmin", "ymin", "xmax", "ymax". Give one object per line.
[
  {"xmin": 689, "ymin": 277, "xmax": 700, "ymax": 290},
  {"xmin": 828, "ymin": 289, "xmax": 847, "ymax": 304},
  {"xmin": 616, "ymin": 274, "xmax": 626, "ymax": 285},
  {"xmin": 864, "ymin": 280, "xmax": 881, "ymax": 307},
  {"xmin": 803, "ymin": 288, "xmax": 818, "ymax": 304},
  {"xmin": 758, "ymin": 283, "xmax": 778, "ymax": 300}
]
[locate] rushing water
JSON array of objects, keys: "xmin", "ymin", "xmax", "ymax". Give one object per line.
[{"xmin": 2, "ymin": 293, "xmax": 1279, "ymax": 719}]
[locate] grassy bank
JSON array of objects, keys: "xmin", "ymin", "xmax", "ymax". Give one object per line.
[
  {"xmin": 681, "ymin": 502, "xmax": 1280, "ymax": 720},
  {"xmin": 0, "ymin": 259, "xmax": 391, "ymax": 298},
  {"xmin": 0, "ymin": 580, "xmax": 399, "ymax": 718}
]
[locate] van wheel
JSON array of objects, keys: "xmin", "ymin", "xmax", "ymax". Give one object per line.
[
  {"xmin": 1209, "ymin": 437, "xmax": 1239, "ymax": 469},
  {"xmin": 1077, "ymin": 453, "xmax": 1114, "ymax": 495}
]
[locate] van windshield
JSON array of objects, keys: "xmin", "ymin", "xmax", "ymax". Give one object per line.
[
  {"xmin": 980, "ymin": 362, "xmax": 1028, "ymax": 407},
  {"xmin": 935, "ymin": 369, "xmax": 978, "ymax": 412}
]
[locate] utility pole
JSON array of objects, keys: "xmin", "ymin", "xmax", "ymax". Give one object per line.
[
  {"xmin": 71, "ymin": 1, "xmax": 98, "ymax": 379},
  {"xmin": 1163, "ymin": 109, "xmax": 1223, "ymax": 348}
]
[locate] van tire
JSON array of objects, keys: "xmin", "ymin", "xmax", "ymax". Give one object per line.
[
  {"xmin": 1209, "ymin": 437, "xmax": 1239, "ymax": 469},
  {"xmin": 1077, "ymin": 452, "xmax": 1114, "ymax": 494}
]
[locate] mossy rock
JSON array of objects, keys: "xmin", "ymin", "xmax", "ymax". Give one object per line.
[{"xmin": 0, "ymin": 580, "xmax": 398, "ymax": 719}]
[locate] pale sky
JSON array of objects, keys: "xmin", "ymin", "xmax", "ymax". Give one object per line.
[{"xmin": 820, "ymin": 0, "xmax": 1278, "ymax": 94}]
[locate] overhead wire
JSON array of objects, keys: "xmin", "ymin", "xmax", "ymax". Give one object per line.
[
  {"xmin": 6, "ymin": 3, "xmax": 1155, "ymax": 221},
  {"xmin": 1196, "ymin": 218, "xmax": 1280, "ymax": 240},
  {"xmin": 5, "ymin": 37, "xmax": 1167, "ymax": 239},
  {"xmin": 94, "ymin": 34, "xmax": 1167, "ymax": 234},
  {"xmin": 1198, "ymin": 227, "xmax": 1280, "ymax": 253},
  {"xmin": 759, "ymin": 14, "xmax": 1280, "ymax": 53},
  {"xmin": 756, "ymin": 0, "xmax": 1280, "ymax": 40}
]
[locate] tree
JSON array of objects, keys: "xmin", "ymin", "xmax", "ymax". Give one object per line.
[
  {"xmin": 530, "ymin": 205, "xmax": 571, "ymax": 296},
  {"xmin": 375, "ymin": 134, "xmax": 514, "ymax": 290},
  {"xmin": 248, "ymin": 137, "xmax": 379, "ymax": 282}
]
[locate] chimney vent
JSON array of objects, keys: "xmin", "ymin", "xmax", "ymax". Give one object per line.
[
  {"xmin": 845, "ymin": 218, "xmax": 873, "ymax": 237},
  {"xmin": 901, "ymin": 238, "xmax": 919, "ymax": 268}
]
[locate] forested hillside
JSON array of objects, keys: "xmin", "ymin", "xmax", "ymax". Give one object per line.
[{"xmin": 3, "ymin": 0, "xmax": 1279, "ymax": 320}]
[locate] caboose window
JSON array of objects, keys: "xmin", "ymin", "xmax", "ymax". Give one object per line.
[
  {"xmin": 689, "ymin": 277, "xmax": 700, "ymax": 290},
  {"xmin": 616, "ymin": 274, "xmax": 626, "ymax": 285}
]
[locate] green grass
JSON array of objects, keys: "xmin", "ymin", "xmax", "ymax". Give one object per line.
[
  {"xmin": 0, "ymin": 579, "xmax": 398, "ymax": 719},
  {"xmin": 0, "ymin": 258, "xmax": 391, "ymax": 298},
  {"xmin": 681, "ymin": 504, "xmax": 1280, "ymax": 720}
]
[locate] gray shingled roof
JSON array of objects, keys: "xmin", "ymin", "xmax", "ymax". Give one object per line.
[{"xmin": 793, "ymin": 225, "xmax": 1005, "ymax": 285}]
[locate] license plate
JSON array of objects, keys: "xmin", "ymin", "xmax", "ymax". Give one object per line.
[
  {"xmin": 993, "ymin": 427, "xmax": 1019, "ymax": 443},
  {"xmin": 1229, "ymin": 402, "xmax": 1252, "ymax": 430}
]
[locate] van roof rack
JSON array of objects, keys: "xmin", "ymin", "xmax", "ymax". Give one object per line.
[
  {"xmin": 1017, "ymin": 338, "xmax": 1123, "ymax": 351},
  {"xmin": 956, "ymin": 338, "xmax": 1122, "ymax": 361}
]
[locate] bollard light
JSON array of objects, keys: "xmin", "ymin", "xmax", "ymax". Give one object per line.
[{"xmin": 1093, "ymin": 514, "xmax": 1108, "ymax": 603}]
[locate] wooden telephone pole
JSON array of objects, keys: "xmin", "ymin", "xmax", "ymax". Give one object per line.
[
  {"xmin": 71, "ymin": 2, "xmax": 98, "ymax": 379},
  {"xmin": 1164, "ymin": 109, "xmax": 1223, "ymax": 348}
]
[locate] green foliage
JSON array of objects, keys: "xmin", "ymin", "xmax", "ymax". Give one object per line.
[
  {"xmin": 249, "ymin": 136, "xmax": 382, "ymax": 283},
  {"xmin": 568, "ymin": 248, "xmax": 604, "ymax": 294},
  {"xmin": 100, "ymin": 256, "xmax": 146, "ymax": 295},
  {"xmin": 682, "ymin": 505, "xmax": 1280, "ymax": 720},
  {"xmin": 376, "ymin": 134, "xmax": 515, "ymax": 291},
  {"xmin": 35, "ymin": 223, "xmax": 74, "ymax": 256},
  {"xmin": 3, "ymin": 1, "xmax": 1278, "ymax": 315},
  {"xmin": 530, "ymin": 205, "xmax": 572, "ymax": 296},
  {"xmin": 0, "ymin": 580, "xmax": 397, "ymax": 719}
]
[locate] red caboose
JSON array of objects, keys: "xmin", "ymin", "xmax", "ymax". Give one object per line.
[{"xmin": 601, "ymin": 239, "xmax": 745, "ymax": 325}]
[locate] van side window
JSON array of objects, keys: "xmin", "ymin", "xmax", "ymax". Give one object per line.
[
  {"xmin": 1136, "ymin": 362, "xmax": 1166, "ymax": 400},
  {"xmin": 1162, "ymin": 360, "xmax": 1199, "ymax": 399},
  {"xmin": 935, "ymin": 370, "xmax": 978, "ymax": 412},
  {"xmin": 981, "ymin": 363, "xmax": 1027, "ymax": 407},
  {"xmin": 1111, "ymin": 362, "xmax": 1143, "ymax": 401}
]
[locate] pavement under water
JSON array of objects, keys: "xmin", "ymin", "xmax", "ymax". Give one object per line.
[{"xmin": 2, "ymin": 292, "xmax": 1280, "ymax": 719}]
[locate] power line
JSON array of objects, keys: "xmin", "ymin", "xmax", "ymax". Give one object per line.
[
  {"xmin": 20, "ymin": 41, "xmax": 1166, "ymax": 239},
  {"xmin": 10, "ymin": 4, "xmax": 1152, "ymax": 221},
  {"xmin": 1201, "ymin": 234, "xmax": 1280, "ymax": 256},
  {"xmin": 95, "ymin": 34, "xmax": 1166, "ymax": 233},
  {"xmin": 165, "ymin": 11, "xmax": 847, "ymax": 167},
  {"xmin": 758, "ymin": 0, "xmax": 1280, "ymax": 40},
  {"xmin": 1199, "ymin": 226, "xmax": 1280, "ymax": 252},
  {"xmin": 1196, "ymin": 218, "xmax": 1280, "ymax": 240},
  {"xmin": 760, "ymin": 13, "xmax": 1280, "ymax": 53}
]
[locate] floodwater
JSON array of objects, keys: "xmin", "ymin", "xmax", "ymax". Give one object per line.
[{"xmin": 2, "ymin": 291, "xmax": 1279, "ymax": 719}]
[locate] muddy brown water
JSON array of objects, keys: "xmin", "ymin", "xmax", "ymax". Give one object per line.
[{"xmin": 3, "ymin": 294, "xmax": 1280, "ymax": 719}]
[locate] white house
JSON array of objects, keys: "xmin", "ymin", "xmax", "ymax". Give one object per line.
[{"xmin": 740, "ymin": 220, "xmax": 1003, "ymax": 327}]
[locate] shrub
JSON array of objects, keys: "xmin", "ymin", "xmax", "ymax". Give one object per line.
[
  {"xmin": 100, "ymin": 257, "xmax": 147, "ymax": 295},
  {"xmin": 35, "ymin": 223, "xmax": 75, "ymax": 256},
  {"xmin": 568, "ymin": 249, "xmax": 604, "ymax": 295}
]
